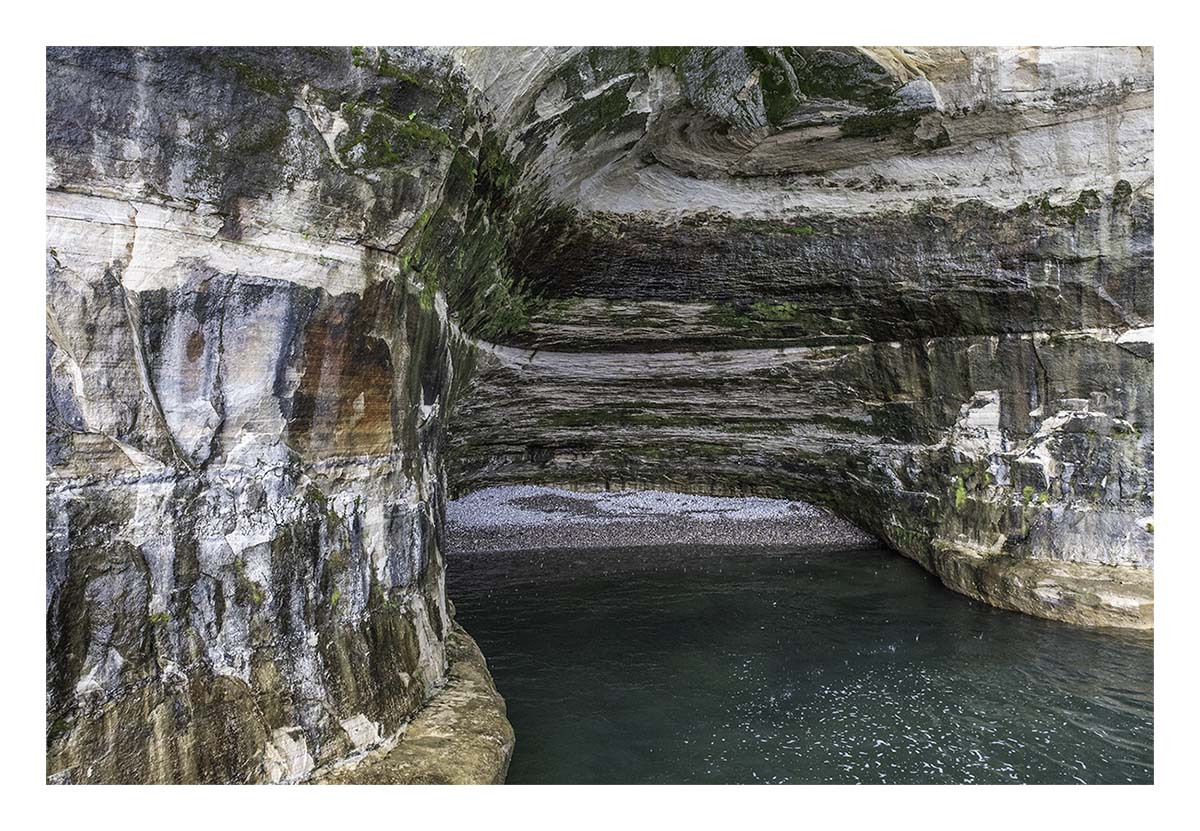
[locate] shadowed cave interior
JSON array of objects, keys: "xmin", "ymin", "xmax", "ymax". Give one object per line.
[{"xmin": 441, "ymin": 487, "xmax": 1152, "ymax": 784}]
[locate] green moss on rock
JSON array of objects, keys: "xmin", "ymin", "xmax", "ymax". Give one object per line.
[
  {"xmin": 219, "ymin": 57, "xmax": 289, "ymax": 98},
  {"xmin": 336, "ymin": 102, "xmax": 450, "ymax": 170},
  {"xmin": 561, "ymin": 82, "xmax": 636, "ymax": 150}
]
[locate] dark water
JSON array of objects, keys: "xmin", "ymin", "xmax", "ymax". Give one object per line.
[{"xmin": 447, "ymin": 545, "xmax": 1153, "ymax": 784}]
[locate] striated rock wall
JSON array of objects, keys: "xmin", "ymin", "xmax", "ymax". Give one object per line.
[
  {"xmin": 45, "ymin": 46, "xmax": 513, "ymax": 783},
  {"xmin": 446, "ymin": 47, "xmax": 1154, "ymax": 628},
  {"xmin": 46, "ymin": 45, "xmax": 1154, "ymax": 784}
]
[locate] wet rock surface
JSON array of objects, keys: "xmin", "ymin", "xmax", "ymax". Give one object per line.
[{"xmin": 313, "ymin": 622, "xmax": 514, "ymax": 785}]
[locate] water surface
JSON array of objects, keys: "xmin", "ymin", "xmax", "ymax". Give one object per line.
[{"xmin": 448, "ymin": 545, "xmax": 1153, "ymax": 784}]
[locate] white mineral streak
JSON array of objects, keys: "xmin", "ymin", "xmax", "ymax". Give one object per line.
[
  {"xmin": 451, "ymin": 46, "xmax": 1153, "ymax": 220},
  {"xmin": 264, "ymin": 727, "xmax": 316, "ymax": 784},
  {"xmin": 47, "ymin": 191, "xmax": 377, "ymax": 295},
  {"xmin": 480, "ymin": 328, "xmax": 1131, "ymax": 381},
  {"xmin": 1117, "ymin": 326, "xmax": 1154, "ymax": 344},
  {"xmin": 449, "ymin": 47, "xmax": 581, "ymax": 134},
  {"xmin": 339, "ymin": 714, "xmax": 383, "ymax": 750},
  {"xmin": 947, "ymin": 391, "xmax": 1005, "ymax": 457}
]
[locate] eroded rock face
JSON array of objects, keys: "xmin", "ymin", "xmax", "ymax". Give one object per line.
[
  {"xmin": 445, "ymin": 47, "xmax": 1154, "ymax": 629},
  {"xmin": 45, "ymin": 46, "xmax": 504, "ymax": 783},
  {"xmin": 313, "ymin": 622, "xmax": 514, "ymax": 785},
  {"xmin": 46, "ymin": 45, "xmax": 1154, "ymax": 784}
]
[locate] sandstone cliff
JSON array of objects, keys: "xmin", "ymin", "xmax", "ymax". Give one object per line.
[
  {"xmin": 446, "ymin": 47, "xmax": 1154, "ymax": 628},
  {"xmin": 46, "ymin": 46, "xmax": 506, "ymax": 783},
  {"xmin": 45, "ymin": 45, "xmax": 1153, "ymax": 784}
]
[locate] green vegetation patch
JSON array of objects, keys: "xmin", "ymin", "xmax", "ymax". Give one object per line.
[
  {"xmin": 649, "ymin": 46, "xmax": 691, "ymax": 68},
  {"xmin": 744, "ymin": 46, "xmax": 899, "ymax": 128},
  {"xmin": 234, "ymin": 561, "xmax": 266, "ymax": 607},
  {"xmin": 744, "ymin": 47, "xmax": 801, "ymax": 127},
  {"xmin": 840, "ymin": 110, "xmax": 920, "ymax": 139},
  {"xmin": 219, "ymin": 57, "xmax": 289, "ymax": 98},
  {"xmin": 748, "ymin": 300, "xmax": 803, "ymax": 321},
  {"xmin": 700, "ymin": 300, "xmax": 812, "ymax": 339},
  {"xmin": 561, "ymin": 82, "xmax": 637, "ymax": 150},
  {"xmin": 403, "ymin": 130, "xmax": 550, "ymax": 342},
  {"xmin": 1034, "ymin": 189, "xmax": 1102, "ymax": 225},
  {"xmin": 335, "ymin": 102, "xmax": 450, "ymax": 170}
]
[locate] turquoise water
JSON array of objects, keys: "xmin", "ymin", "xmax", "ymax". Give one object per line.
[{"xmin": 448, "ymin": 545, "xmax": 1153, "ymax": 784}]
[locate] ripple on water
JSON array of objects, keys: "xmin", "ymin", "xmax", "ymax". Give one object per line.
[{"xmin": 447, "ymin": 545, "xmax": 1153, "ymax": 785}]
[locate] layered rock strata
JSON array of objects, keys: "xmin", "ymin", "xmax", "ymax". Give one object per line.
[
  {"xmin": 45, "ymin": 46, "xmax": 515, "ymax": 783},
  {"xmin": 446, "ymin": 47, "xmax": 1154, "ymax": 629},
  {"xmin": 46, "ymin": 45, "xmax": 1154, "ymax": 785}
]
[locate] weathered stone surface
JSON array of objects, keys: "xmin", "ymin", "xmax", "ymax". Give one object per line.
[
  {"xmin": 45, "ymin": 46, "xmax": 493, "ymax": 784},
  {"xmin": 313, "ymin": 622, "xmax": 514, "ymax": 784},
  {"xmin": 47, "ymin": 45, "xmax": 1154, "ymax": 785},
  {"xmin": 929, "ymin": 547, "xmax": 1152, "ymax": 629},
  {"xmin": 452, "ymin": 47, "xmax": 1151, "ymax": 214}
]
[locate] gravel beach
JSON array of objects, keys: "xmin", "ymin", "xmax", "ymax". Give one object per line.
[{"xmin": 446, "ymin": 485, "xmax": 879, "ymax": 553}]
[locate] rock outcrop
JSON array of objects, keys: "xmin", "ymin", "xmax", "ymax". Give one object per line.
[
  {"xmin": 313, "ymin": 620, "xmax": 513, "ymax": 785},
  {"xmin": 46, "ymin": 45, "xmax": 1153, "ymax": 784},
  {"xmin": 46, "ymin": 46, "xmax": 509, "ymax": 783}
]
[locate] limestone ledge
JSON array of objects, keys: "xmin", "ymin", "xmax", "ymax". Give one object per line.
[
  {"xmin": 312, "ymin": 622, "xmax": 514, "ymax": 785},
  {"xmin": 47, "ymin": 190, "xmax": 396, "ymax": 296},
  {"xmin": 926, "ymin": 544, "xmax": 1153, "ymax": 630}
]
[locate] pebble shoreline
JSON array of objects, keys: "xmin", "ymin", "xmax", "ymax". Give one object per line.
[{"xmin": 446, "ymin": 485, "xmax": 879, "ymax": 553}]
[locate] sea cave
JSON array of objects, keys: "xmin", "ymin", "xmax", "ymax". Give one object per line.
[{"xmin": 45, "ymin": 45, "xmax": 1154, "ymax": 784}]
